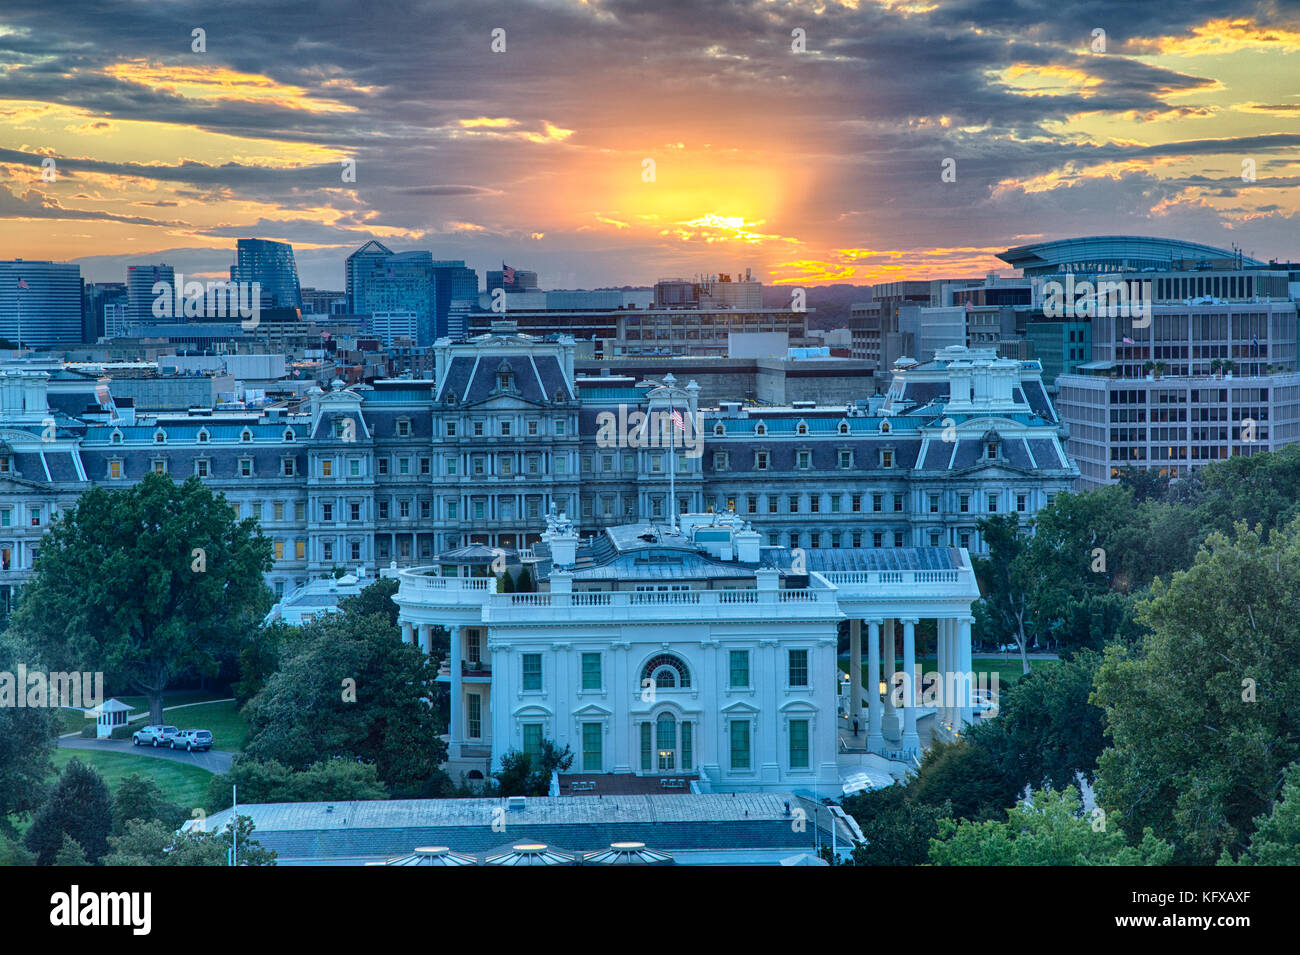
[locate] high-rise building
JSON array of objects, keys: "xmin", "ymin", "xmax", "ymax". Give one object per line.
[
  {"xmin": 345, "ymin": 240, "xmax": 392, "ymax": 313},
  {"xmin": 83, "ymin": 282, "xmax": 127, "ymax": 343},
  {"xmin": 0, "ymin": 260, "xmax": 83, "ymax": 347},
  {"xmin": 231, "ymin": 238, "xmax": 302, "ymax": 309},
  {"xmin": 126, "ymin": 263, "xmax": 174, "ymax": 329},
  {"xmin": 345, "ymin": 242, "xmax": 478, "ymax": 345},
  {"xmin": 431, "ymin": 261, "xmax": 479, "ymax": 341}
]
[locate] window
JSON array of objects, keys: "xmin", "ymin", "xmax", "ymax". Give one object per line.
[
  {"xmin": 321, "ymin": 460, "xmax": 332, "ymax": 478},
  {"xmin": 399, "ymin": 500, "xmax": 410, "ymax": 519},
  {"xmin": 152, "ymin": 460, "xmax": 166, "ymax": 475},
  {"xmin": 872, "ymin": 493, "xmax": 883, "ymax": 513},
  {"xmin": 473, "ymin": 501, "xmax": 485, "ymax": 520},
  {"xmin": 446, "ymin": 421, "xmax": 457, "ymax": 437},
  {"xmin": 274, "ymin": 541, "xmax": 284, "ymax": 560},
  {"xmin": 350, "ymin": 502, "xmax": 361, "ymax": 522},
  {"xmin": 929, "ymin": 494, "xmax": 939, "ymax": 513},
  {"xmin": 810, "ymin": 496, "xmax": 820, "ymax": 513},
  {"xmin": 239, "ymin": 458, "xmax": 253, "ymax": 478},
  {"xmin": 986, "ymin": 442, "xmax": 998, "ymax": 459},
  {"xmin": 747, "ymin": 496, "xmax": 757, "ymax": 514},
  {"xmin": 881, "ymin": 449, "xmax": 894, "ymax": 468},
  {"xmin": 195, "ymin": 459, "xmax": 209, "ymax": 478},
  {"xmin": 554, "ymin": 419, "xmax": 567, "ymax": 436},
  {"xmin": 641, "ymin": 722, "xmax": 652, "ymax": 772},
  {"xmin": 851, "ymin": 494, "xmax": 862, "ymax": 513},
  {"xmin": 445, "ymin": 456, "xmax": 458, "ymax": 476},
  {"xmin": 555, "ymin": 457, "xmax": 567, "ymax": 475},
  {"xmin": 959, "ymin": 494, "xmax": 969, "ymax": 513},
  {"xmin": 987, "ymin": 494, "xmax": 998, "ymax": 513},
  {"xmin": 500, "ymin": 421, "xmax": 511, "ymax": 437},
  {"xmin": 582, "ymin": 723, "xmax": 602, "ymax": 772},
  {"xmin": 838, "ymin": 449, "xmax": 852, "ymax": 468},
  {"xmin": 581, "ymin": 652, "xmax": 601, "ymax": 690},
  {"xmin": 447, "ymin": 501, "xmax": 458, "ymax": 520},
  {"xmin": 1016, "ymin": 493, "xmax": 1027, "ymax": 512},
  {"xmin": 789, "ymin": 719, "xmax": 809, "ymax": 769},
  {"xmin": 295, "ymin": 502, "xmax": 306, "ymax": 521},
  {"xmin": 282, "ymin": 458, "xmax": 295, "ymax": 477},
  {"xmin": 768, "ymin": 497, "xmax": 778, "ymax": 514},
  {"xmin": 873, "ymin": 531, "xmax": 883, "ymax": 548},
  {"xmin": 788, "ymin": 649, "xmax": 809, "ymax": 687},
  {"xmin": 154, "ymin": 430, "xmax": 166, "ymax": 444},
  {"xmin": 894, "ymin": 531, "xmax": 904, "ymax": 547},
  {"xmin": 730, "ymin": 720, "xmax": 751, "ymax": 770},
  {"xmin": 348, "ymin": 459, "xmax": 360, "ymax": 477},
  {"xmin": 729, "ymin": 650, "xmax": 750, "ymax": 688},
  {"xmin": 755, "ymin": 451, "xmax": 769, "ymax": 470},
  {"xmin": 797, "ymin": 450, "xmax": 811, "ymax": 469},
  {"xmin": 322, "ymin": 541, "xmax": 333, "ymax": 561},
  {"xmin": 296, "ymin": 540, "xmax": 306, "ymax": 560},
  {"xmin": 893, "ymin": 493, "xmax": 903, "ymax": 511},
  {"xmin": 642, "ymin": 654, "xmax": 690, "ymax": 689},
  {"xmin": 960, "ymin": 531, "xmax": 971, "ymax": 549},
  {"xmin": 528, "ymin": 420, "xmax": 539, "ymax": 436},
  {"xmin": 472, "ymin": 456, "xmax": 485, "ymax": 477},
  {"xmin": 650, "ymin": 454, "xmax": 662, "ymax": 474},
  {"xmin": 523, "ymin": 724, "xmax": 543, "ymax": 764},
  {"xmin": 467, "ymin": 694, "xmax": 481, "ymax": 738},
  {"xmin": 397, "ymin": 419, "xmax": 411, "ymax": 437},
  {"xmin": 398, "ymin": 458, "xmax": 410, "ymax": 476},
  {"xmin": 522, "ymin": 653, "xmax": 542, "ymax": 691},
  {"xmin": 788, "ymin": 496, "xmax": 799, "ymax": 513},
  {"xmin": 656, "ymin": 714, "xmax": 676, "ymax": 771},
  {"xmin": 472, "ymin": 421, "xmax": 484, "ymax": 437},
  {"xmin": 322, "ymin": 502, "xmax": 333, "ymax": 522},
  {"xmin": 378, "ymin": 501, "xmax": 388, "ymax": 520}
]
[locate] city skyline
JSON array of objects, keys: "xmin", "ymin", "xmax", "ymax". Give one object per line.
[{"xmin": 1, "ymin": 1, "xmax": 1298, "ymax": 291}]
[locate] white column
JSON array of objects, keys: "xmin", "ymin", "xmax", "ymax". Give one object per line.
[
  {"xmin": 959, "ymin": 616, "xmax": 974, "ymax": 727},
  {"xmin": 401, "ymin": 621, "xmax": 414, "ymax": 645},
  {"xmin": 449, "ymin": 625, "xmax": 463, "ymax": 754},
  {"xmin": 867, "ymin": 619, "xmax": 884, "ymax": 752},
  {"xmin": 901, "ymin": 618, "xmax": 920, "ymax": 755},
  {"xmin": 938, "ymin": 618, "xmax": 951, "ymax": 729},
  {"xmin": 881, "ymin": 619, "xmax": 896, "ymax": 741},
  {"xmin": 418, "ymin": 624, "xmax": 432, "ymax": 656},
  {"xmin": 849, "ymin": 619, "xmax": 862, "ymax": 733}
]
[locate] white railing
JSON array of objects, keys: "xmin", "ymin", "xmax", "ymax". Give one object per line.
[{"xmin": 822, "ymin": 570, "xmax": 964, "ymax": 588}]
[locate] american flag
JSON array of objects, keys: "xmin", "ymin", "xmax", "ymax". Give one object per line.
[
  {"xmin": 671, "ymin": 408, "xmax": 685, "ymax": 431},
  {"xmin": 16, "ymin": 277, "xmax": 28, "ymax": 290},
  {"xmin": 502, "ymin": 263, "xmax": 516, "ymax": 285},
  {"xmin": 1122, "ymin": 336, "xmax": 1135, "ymax": 345}
]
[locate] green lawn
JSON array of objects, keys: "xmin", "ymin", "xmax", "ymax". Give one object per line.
[{"xmin": 169, "ymin": 700, "xmax": 249, "ymax": 752}]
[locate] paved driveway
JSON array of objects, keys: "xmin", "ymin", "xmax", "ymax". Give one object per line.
[{"xmin": 58, "ymin": 736, "xmax": 234, "ymax": 774}]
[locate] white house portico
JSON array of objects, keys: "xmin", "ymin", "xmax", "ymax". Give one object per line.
[{"xmin": 393, "ymin": 510, "xmax": 982, "ymax": 792}]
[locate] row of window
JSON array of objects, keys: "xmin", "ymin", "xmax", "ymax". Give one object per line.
[{"xmin": 516, "ymin": 649, "xmax": 811, "ymax": 693}]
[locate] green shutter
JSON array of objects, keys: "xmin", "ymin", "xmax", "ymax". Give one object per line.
[
  {"xmin": 582, "ymin": 723, "xmax": 602, "ymax": 772},
  {"xmin": 730, "ymin": 720, "xmax": 750, "ymax": 770},
  {"xmin": 640, "ymin": 722, "xmax": 652, "ymax": 772},
  {"xmin": 790, "ymin": 719, "xmax": 809, "ymax": 769},
  {"xmin": 681, "ymin": 721, "xmax": 693, "ymax": 771}
]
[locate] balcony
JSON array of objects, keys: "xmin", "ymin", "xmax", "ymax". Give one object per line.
[{"xmin": 462, "ymin": 660, "xmax": 492, "ymax": 678}]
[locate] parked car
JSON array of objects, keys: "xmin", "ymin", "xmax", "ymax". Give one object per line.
[
  {"xmin": 132, "ymin": 725, "xmax": 179, "ymax": 747},
  {"xmin": 997, "ymin": 643, "xmax": 1021, "ymax": 653},
  {"xmin": 971, "ymin": 689, "xmax": 1000, "ymax": 719},
  {"xmin": 170, "ymin": 729, "xmax": 213, "ymax": 752}
]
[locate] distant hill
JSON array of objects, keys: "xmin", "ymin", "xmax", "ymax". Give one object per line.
[{"xmin": 762, "ymin": 284, "xmax": 872, "ymax": 330}]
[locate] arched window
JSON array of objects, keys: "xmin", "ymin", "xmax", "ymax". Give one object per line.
[
  {"xmin": 111, "ymin": 430, "xmax": 122, "ymax": 444},
  {"xmin": 713, "ymin": 423, "xmax": 725, "ymax": 436},
  {"xmin": 838, "ymin": 420, "xmax": 850, "ymax": 434},
  {"xmin": 241, "ymin": 429, "xmax": 253, "ymax": 442},
  {"xmin": 154, "ymin": 429, "xmax": 166, "ymax": 444},
  {"xmin": 283, "ymin": 428, "xmax": 295, "ymax": 441},
  {"xmin": 656, "ymin": 714, "xmax": 677, "ymax": 771},
  {"xmin": 754, "ymin": 422, "xmax": 767, "ymax": 436},
  {"xmin": 880, "ymin": 420, "xmax": 891, "ymax": 434},
  {"xmin": 642, "ymin": 654, "xmax": 690, "ymax": 689},
  {"xmin": 197, "ymin": 429, "xmax": 209, "ymax": 443},
  {"xmin": 796, "ymin": 421, "xmax": 808, "ymax": 435}
]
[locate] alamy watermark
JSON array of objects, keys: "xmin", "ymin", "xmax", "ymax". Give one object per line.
[
  {"xmin": 152, "ymin": 272, "xmax": 261, "ymax": 329},
  {"xmin": 594, "ymin": 405, "xmax": 704, "ymax": 458},
  {"xmin": 1042, "ymin": 275, "xmax": 1151, "ymax": 327},
  {"xmin": 0, "ymin": 665, "xmax": 104, "ymax": 710}
]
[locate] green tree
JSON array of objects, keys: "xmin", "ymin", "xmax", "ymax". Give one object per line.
[
  {"xmin": 336, "ymin": 577, "xmax": 400, "ymax": 628},
  {"xmin": 103, "ymin": 814, "xmax": 275, "ymax": 866},
  {"xmin": 515, "ymin": 567, "xmax": 534, "ymax": 593},
  {"xmin": 241, "ymin": 610, "xmax": 446, "ymax": 795},
  {"xmin": 206, "ymin": 757, "xmax": 388, "ymax": 811},
  {"xmin": 967, "ymin": 651, "xmax": 1106, "ymax": 794},
  {"xmin": 972, "ymin": 514, "xmax": 1033, "ymax": 672},
  {"xmin": 1220, "ymin": 762, "xmax": 1300, "ymax": 866},
  {"xmin": 909, "ymin": 740, "xmax": 1017, "ymax": 821},
  {"xmin": 9, "ymin": 473, "xmax": 272, "ymax": 724},
  {"xmin": 24, "ymin": 757, "xmax": 114, "ymax": 865},
  {"xmin": 492, "ymin": 740, "xmax": 574, "ymax": 796},
  {"xmin": 842, "ymin": 786, "xmax": 951, "ymax": 866},
  {"xmin": 113, "ymin": 773, "xmax": 188, "ymax": 833},
  {"xmin": 929, "ymin": 787, "xmax": 1174, "ymax": 866},
  {"xmin": 234, "ymin": 620, "xmax": 294, "ymax": 706},
  {"xmin": 1094, "ymin": 521, "xmax": 1300, "ymax": 863},
  {"xmin": 0, "ymin": 635, "xmax": 57, "ymax": 834},
  {"xmin": 0, "ymin": 832, "xmax": 36, "ymax": 865},
  {"xmin": 54, "ymin": 834, "xmax": 88, "ymax": 866}
]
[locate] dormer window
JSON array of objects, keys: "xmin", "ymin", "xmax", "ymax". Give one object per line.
[
  {"xmin": 838, "ymin": 420, "xmax": 850, "ymax": 435},
  {"xmin": 986, "ymin": 442, "xmax": 999, "ymax": 459},
  {"xmin": 754, "ymin": 422, "xmax": 767, "ymax": 436},
  {"xmin": 283, "ymin": 428, "xmax": 295, "ymax": 441},
  {"xmin": 111, "ymin": 430, "xmax": 122, "ymax": 444},
  {"xmin": 880, "ymin": 420, "xmax": 891, "ymax": 434},
  {"xmin": 241, "ymin": 429, "xmax": 253, "ymax": 442},
  {"xmin": 0, "ymin": 456, "xmax": 9, "ymax": 474},
  {"xmin": 197, "ymin": 429, "xmax": 209, "ymax": 443},
  {"xmin": 714, "ymin": 423, "xmax": 725, "ymax": 436},
  {"xmin": 154, "ymin": 429, "xmax": 167, "ymax": 444},
  {"xmin": 796, "ymin": 421, "xmax": 808, "ymax": 435}
]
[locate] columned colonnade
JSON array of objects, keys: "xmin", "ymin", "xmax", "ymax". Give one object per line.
[{"xmin": 846, "ymin": 615, "xmax": 974, "ymax": 757}]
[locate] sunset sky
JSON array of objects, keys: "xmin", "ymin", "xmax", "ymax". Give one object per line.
[{"xmin": 1, "ymin": 0, "xmax": 1298, "ymax": 290}]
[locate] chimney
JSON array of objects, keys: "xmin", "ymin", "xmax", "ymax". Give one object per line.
[{"xmin": 735, "ymin": 527, "xmax": 761, "ymax": 563}]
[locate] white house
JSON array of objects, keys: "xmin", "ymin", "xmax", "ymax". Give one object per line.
[{"xmin": 393, "ymin": 509, "xmax": 982, "ymax": 793}]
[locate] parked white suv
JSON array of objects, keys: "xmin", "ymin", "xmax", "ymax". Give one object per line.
[
  {"xmin": 132, "ymin": 725, "xmax": 179, "ymax": 747},
  {"xmin": 170, "ymin": 729, "xmax": 213, "ymax": 752}
]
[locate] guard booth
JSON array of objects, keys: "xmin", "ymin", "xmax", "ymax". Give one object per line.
[{"xmin": 91, "ymin": 698, "xmax": 134, "ymax": 739}]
